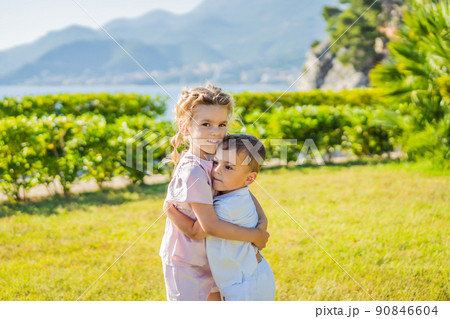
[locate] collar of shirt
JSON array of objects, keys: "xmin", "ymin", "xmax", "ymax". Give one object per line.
[
  {"xmin": 215, "ymin": 186, "xmax": 250, "ymax": 200},
  {"xmin": 180, "ymin": 149, "xmax": 213, "ymax": 172}
]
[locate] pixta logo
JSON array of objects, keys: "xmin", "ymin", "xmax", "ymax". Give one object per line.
[{"xmin": 126, "ymin": 129, "xmax": 171, "ymax": 175}]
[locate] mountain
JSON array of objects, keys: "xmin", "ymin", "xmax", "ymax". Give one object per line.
[
  {"xmin": 103, "ymin": 0, "xmax": 332, "ymax": 64},
  {"xmin": 0, "ymin": 0, "xmax": 339, "ymax": 85},
  {"xmin": 0, "ymin": 25, "xmax": 104, "ymax": 77},
  {"xmin": 2, "ymin": 39, "xmax": 227, "ymax": 85}
]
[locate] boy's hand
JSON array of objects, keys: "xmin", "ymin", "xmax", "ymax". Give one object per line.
[{"xmin": 252, "ymin": 227, "xmax": 270, "ymax": 250}]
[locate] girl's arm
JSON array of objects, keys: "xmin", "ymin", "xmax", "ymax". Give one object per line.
[
  {"xmin": 164, "ymin": 201, "xmax": 269, "ymax": 249},
  {"xmin": 250, "ymin": 191, "xmax": 268, "ymax": 231},
  {"xmin": 163, "ymin": 201, "xmax": 206, "ymax": 240},
  {"xmin": 191, "ymin": 202, "xmax": 269, "ymax": 250}
]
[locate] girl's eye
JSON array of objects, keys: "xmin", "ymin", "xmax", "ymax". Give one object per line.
[
  {"xmin": 202, "ymin": 123, "xmax": 210, "ymax": 127},
  {"xmin": 225, "ymin": 165, "xmax": 233, "ymax": 170},
  {"xmin": 213, "ymin": 160, "xmax": 218, "ymax": 165},
  {"xmin": 219, "ymin": 123, "xmax": 227, "ymax": 127}
]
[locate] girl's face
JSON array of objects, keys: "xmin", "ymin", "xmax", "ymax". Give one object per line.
[{"xmin": 183, "ymin": 104, "xmax": 229, "ymax": 159}]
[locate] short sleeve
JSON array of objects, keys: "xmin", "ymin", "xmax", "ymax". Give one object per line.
[
  {"xmin": 166, "ymin": 164, "xmax": 213, "ymax": 205},
  {"xmin": 213, "ymin": 198, "xmax": 233, "ymax": 222}
]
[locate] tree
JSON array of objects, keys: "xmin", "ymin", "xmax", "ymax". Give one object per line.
[
  {"xmin": 323, "ymin": 0, "xmax": 406, "ymax": 72},
  {"xmin": 370, "ymin": 0, "xmax": 450, "ymax": 163},
  {"xmin": 370, "ymin": 0, "xmax": 450, "ymax": 127}
]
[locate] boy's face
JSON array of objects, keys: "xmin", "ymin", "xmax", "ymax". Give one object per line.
[{"xmin": 212, "ymin": 147, "xmax": 257, "ymax": 194}]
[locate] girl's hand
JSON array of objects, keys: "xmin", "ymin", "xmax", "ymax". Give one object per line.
[
  {"xmin": 163, "ymin": 201, "xmax": 173, "ymax": 213},
  {"xmin": 252, "ymin": 227, "xmax": 270, "ymax": 250},
  {"xmin": 256, "ymin": 218, "xmax": 268, "ymax": 231}
]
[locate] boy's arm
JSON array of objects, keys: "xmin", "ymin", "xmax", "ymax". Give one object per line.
[
  {"xmin": 250, "ymin": 191, "xmax": 268, "ymax": 231},
  {"xmin": 191, "ymin": 202, "xmax": 269, "ymax": 250},
  {"xmin": 163, "ymin": 201, "xmax": 206, "ymax": 240}
]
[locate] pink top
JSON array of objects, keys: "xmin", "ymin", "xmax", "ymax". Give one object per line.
[{"xmin": 159, "ymin": 150, "xmax": 214, "ymax": 266}]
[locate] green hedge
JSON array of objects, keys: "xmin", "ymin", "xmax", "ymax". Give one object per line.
[
  {"xmin": 233, "ymin": 104, "xmax": 404, "ymax": 162},
  {"xmin": 0, "ymin": 93, "xmax": 167, "ymax": 122},
  {"xmin": 0, "ymin": 115, "xmax": 175, "ymax": 202},
  {"xmin": 0, "ymin": 90, "xmax": 408, "ymax": 202},
  {"xmin": 233, "ymin": 88, "xmax": 382, "ymax": 118}
]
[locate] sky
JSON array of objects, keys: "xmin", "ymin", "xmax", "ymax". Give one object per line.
[{"xmin": 0, "ymin": 0, "xmax": 204, "ymax": 51}]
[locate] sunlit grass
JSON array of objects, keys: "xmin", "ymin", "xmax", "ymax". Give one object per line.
[{"xmin": 1, "ymin": 160, "xmax": 449, "ymax": 300}]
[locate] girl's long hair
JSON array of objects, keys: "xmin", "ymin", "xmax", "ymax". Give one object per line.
[{"xmin": 170, "ymin": 85, "xmax": 234, "ymax": 166}]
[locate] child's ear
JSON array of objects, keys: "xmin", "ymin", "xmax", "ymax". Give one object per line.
[
  {"xmin": 245, "ymin": 172, "xmax": 258, "ymax": 186},
  {"xmin": 178, "ymin": 119, "xmax": 190, "ymax": 137}
]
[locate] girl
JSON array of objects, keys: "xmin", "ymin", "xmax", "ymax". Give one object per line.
[{"xmin": 159, "ymin": 85, "xmax": 269, "ymax": 301}]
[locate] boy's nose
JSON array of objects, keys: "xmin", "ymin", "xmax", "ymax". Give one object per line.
[{"xmin": 213, "ymin": 165, "xmax": 222, "ymax": 175}]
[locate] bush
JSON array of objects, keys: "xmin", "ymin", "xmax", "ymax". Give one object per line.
[
  {"xmin": 0, "ymin": 114, "xmax": 174, "ymax": 202},
  {"xmin": 345, "ymin": 107, "xmax": 404, "ymax": 157},
  {"xmin": 0, "ymin": 93, "xmax": 167, "ymax": 121},
  {"xmin": 39, "ymin": 115, "xmax": 87, "ymax": 195},
  {"xmin": 0, "ymin": 89, "xmax": 409, "ymax": 202},
  {"xmin": 233, "ymin": 89, "xmax": 382, "ymax": 119},
  {"xmin": 114, "ymin": 115, "xmax": 176, "ymax": 184},
  {"xmin": 0, "ymin": 116, "xmax": 47, "ymax": 202},
  {"xmin": 236, "ymin": 104, "xmax": 403, "ymax": 162},
  {"xmin": 403, "ymin": 113, "xmax": 450, "ymax": 168}
]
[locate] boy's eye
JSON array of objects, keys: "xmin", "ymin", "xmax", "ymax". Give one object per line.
[
  {"xmin": 213, "ymin": 160, "xmax": 218, "ymax": 165},
  {"xmin": 202, "ymin": 123, "xmax": 210, "ymax": 127},
  {"xmin": 225, "ymin": 165, "xmax": 233, "ymax": 170},
  {"xmin": 219, "ymin": 123, "xmax": 227, "ymax": 127}
]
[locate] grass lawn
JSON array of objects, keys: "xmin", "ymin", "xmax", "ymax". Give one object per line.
[{"xmin": 1, "ymin": 160, "xmax": 449, "ymax": 300}]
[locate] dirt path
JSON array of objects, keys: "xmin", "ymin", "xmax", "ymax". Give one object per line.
[{"xmin": 0, "ymin": 175, "xmax": 170, "ymax": 203}]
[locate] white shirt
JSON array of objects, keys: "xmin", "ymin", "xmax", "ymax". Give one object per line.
[{"xmin": 205, "ymin": 186, "xmax": 259, "ymax": 289}]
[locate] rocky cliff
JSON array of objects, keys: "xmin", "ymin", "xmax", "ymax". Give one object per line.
[
  {"xmin": 297, "ymin": 40, "xmax": 369, "ymax": 91},
  {"xmin": 298, "ymin": 0, "xmax": 405, "ymax": 91}
]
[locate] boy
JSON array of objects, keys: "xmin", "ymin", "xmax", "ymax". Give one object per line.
[{"xmin": 164, "ymin": 134, "xmax": 276, "ymax": 301}]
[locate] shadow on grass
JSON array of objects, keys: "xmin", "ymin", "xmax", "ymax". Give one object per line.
[
  {"xmin": 261, "ymin": 157, "xmax": 405, "ymax": 173},
  {"xmin": 0, "ymin": 181, "xmax": 169, "ymax": 218}
]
